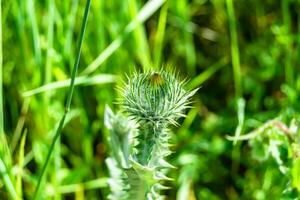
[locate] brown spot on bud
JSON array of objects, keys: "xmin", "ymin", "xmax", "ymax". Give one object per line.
[{"xmin": 149, "ymin": 72, "xmax": 164, "ymax": 87}]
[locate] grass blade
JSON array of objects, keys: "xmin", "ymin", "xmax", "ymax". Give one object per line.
[
  {"xmin": 64, "ymin": 0, "xmax": 79, "ymax": 60},
  {"xmin": 153, "ymin": 2, "xmax": 168, "ymax": 68},
  {"xmin": 0, "ymin": 159, "xmax": 17, "ymax": 199},
  {"xmin": 282, "ymin": 0, "xmax": 293, "ymax": 86},
  {"xmin": 11, "ymin": 99, "xmax": 30, "ymax": 153},
  {"xmin": 26, "ymin": 0, "xmax": 42, "ymax": 67},
  {"xmin": 45, "ymin": 0, "xmax": 55, "ymax": 85},
  {"xmin": 22, "ymin": 74, "xmax": 118, "ymax": 97},
  {"xmin": 128, "ymin": 0, "xmax": 152, "ymax": 70},
  {"xmin": 186, "ymin": 57, "xmax": 228, "ymax": 90},
  {"xmin": 226, "ymin": 0, "xmax": 242, "ymax": 99},
  {"xmin": 0, "ymin": 1, "xmax": 18, "ymax": 199},
  {"xmin": 16, "ymin": 131, "xmax": 27, "ymax": 200},
  {"xmin": 58, "ymin": 178, "xmax": 108, "ymax": 194},
  {"xmin": 0, "ymin": 0, "xmax": 2, "ymax": 135},
  {"xmin": 226, "ymin": 0, "xmax": 245, "ymax": 176},
  {"xmin": 32, "ymin": 0, "xmax": 91, "ymax": 199},
  {"xmin": 226, "ymin": 0, "xmax": 245, "ymax": 144},
  {"xmin": 82, "ymin": 0, "xmax": 166, "ymax": 75}
]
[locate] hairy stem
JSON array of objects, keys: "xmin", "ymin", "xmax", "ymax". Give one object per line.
[{"xmin": 136, "ymin": 123, "xmax": 164, "ymax": 165}]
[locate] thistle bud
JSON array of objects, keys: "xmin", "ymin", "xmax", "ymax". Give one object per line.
[{"xmin": 122, "ymin": 71, "xmax": 197, "ymax": 125}]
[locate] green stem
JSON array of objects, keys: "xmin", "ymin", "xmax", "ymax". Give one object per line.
[
  {"xmin": 45, "ymin": 0, "xmax": 55, "ymax": 85},
  {"xmin": 226, "ymin": 0, "xmax": 242, "ymax": 99},
  {"xmin": 226, "ymin": 0, "xmax": 244, "ymax": 175},
  {"xmin": 0, "ymin": 159, "xmax": 17, "ymax": 199},
  {"xmin": 0, "ymin": 0, "xmax": 3, "ymax": 135},
  {"xmin": 136, "ymin": 123, "xmax": 169, "ymax": 167},
  {"xmin": 32, "ymin": 0, "xmax": 91, "ymax": 199},
  {"xmin": 153, "ymin": 2, "xmax": 168, "ymax": 68},
  {"xmin": 0, "ymin": 1, "xmax": 18, "ymax": 198},
  {"xmin": 282, "ymin": 0, "xmax": 293, "ymax": 87},
  {"xmin": 136, "ymin": 124, "xmax": 159, "ymax": 165},
  {"xmin": 63, "ymin": 0, "xmax": 79, "ymax": 62},
  {"xmin": 27, "ymin": 0, "xmax": 42, "ymax": 68},
  {"xmin": 128, "ymin": 0, "xmax": 152, "ymax": 70}
]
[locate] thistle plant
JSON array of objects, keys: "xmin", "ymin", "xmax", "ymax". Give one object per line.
[
  {"xmin": 228, "ymin": 118, "xmax": 300, "ymax": 198},
  {"xmin": 105, "ymin": 70, "xmax": 197, "ymax": 199}
]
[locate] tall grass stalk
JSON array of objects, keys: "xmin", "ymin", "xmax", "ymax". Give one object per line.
[
  {"xmin": 16, "ymin": 132, "xmax": 27, "ymax": 200},
  {"xmin": 129, "ymin": 0, "xmax": 152, "ymax": 70},
  {"xmin": 153, "ymin": 2, "xmax": 168, "ymax": 68},
  {"xmin": 45, "ymin": 0, "xmax": 55, "ymax": 85},
  {"xmin": 226, "ymin": 0, "xmax": 245, "ymax": 177},
  {"xmin": 63, "ymin": 0, "xmax": 79, "ymax": 61},
  {"xmin": 282, "ymin": 0, "xmax": 293, "ymax": 87},
  {"xmin": 23, "ymin": 74, "xmax": 117, "ymax": 97},
  {"xmin": 226, "ymin": 0, "xmax": 244, "ymax": 142},
  {"xmin": 26, "ymin": 0, "xmax": 42, "ymax": 68},
  {"xmin": 187, "ymin": 57, "xmax": 228, "ymax": 90},
  {"xmin": 32, "ymin": 0, "xmax": 91, "ymax": 199},
  {"xmin": 0, "ymin": 0, "xmax": 3, "ymax": 135},
  {"xmin": 0, "ymin": 159, "xmax": 17, "ymax": 199},
  {"xmin": 82, "ymin": 0, "xmax": 166, "ymax": 75},
  {"xmin": 0, "ymin": 1, "xmax": 18, "ymax": 199},
  {"xmin": 226, "ymin": 0, "xmax": 242, "ymax": 99}
]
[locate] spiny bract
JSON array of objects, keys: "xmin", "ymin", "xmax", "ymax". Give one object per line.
[{"xmin": 122, "ymin": 70, "xmax": 198, "ymax": 125}]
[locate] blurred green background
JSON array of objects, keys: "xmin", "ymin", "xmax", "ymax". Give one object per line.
[{"xmin": 1, "ymin": 0, "xmax": 300, "ymax": 199}]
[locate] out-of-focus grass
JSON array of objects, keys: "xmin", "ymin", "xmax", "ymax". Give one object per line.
[
  {"xmin": 1, "ymin": 0, "xmax": 300, "ymax": 199},
  {"xmin": 0, "ymin": 0, "xmax": 3, "ymax": 132},
  {"xmin": 0, "ymin": 0, "xmax": 18, "ymax": 199},
  {"xmin": 32, "ymin": 1, "xmax": 91, "ymax": 199}
]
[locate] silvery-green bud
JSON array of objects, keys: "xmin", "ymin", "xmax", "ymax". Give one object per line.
[{"xmin": 122, "ymin": 71, "xmax": 197, "ymax": 126}]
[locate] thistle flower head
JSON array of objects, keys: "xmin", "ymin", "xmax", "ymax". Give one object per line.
[
  {"xmin": 106, "ymin": 70, "xmax": 197, "ymax": 199},
  {"xmin": 121, "ymin": 70, "xmax": 197, "ymax": 125}
]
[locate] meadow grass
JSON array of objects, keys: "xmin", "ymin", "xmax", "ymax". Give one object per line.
[
  {"xmin": 32, "ymin": 1, "xmax": 91, "ymax": 199},
  {"xmin": 1, "ymin": 0, "xmax": 300, "ymax": 199},
  {"xmin": 0, "ymin": 0, "xmax": 18, "ymax": 199}
]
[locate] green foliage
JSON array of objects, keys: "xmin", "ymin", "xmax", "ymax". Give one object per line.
[
  {"xmin": 105, "ymin": 71, "xmax": 196, "ymax": 199},
  {"xmin": 229, "ymin": 118, "xmax": 300, "ymax": 198},
  {"xmin": 2, "ymin": 0, "xmax": 300, "ymax": 199}
]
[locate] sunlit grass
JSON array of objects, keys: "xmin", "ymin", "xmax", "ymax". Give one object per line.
[{"xmin": 1, "ymin": 0, "xmax": 300, "ymax": 199}]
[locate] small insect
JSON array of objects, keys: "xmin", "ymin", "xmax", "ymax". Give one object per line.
[{"xmin": 149, "ymin": 72, "xmax": 164, "ymax": 87}]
